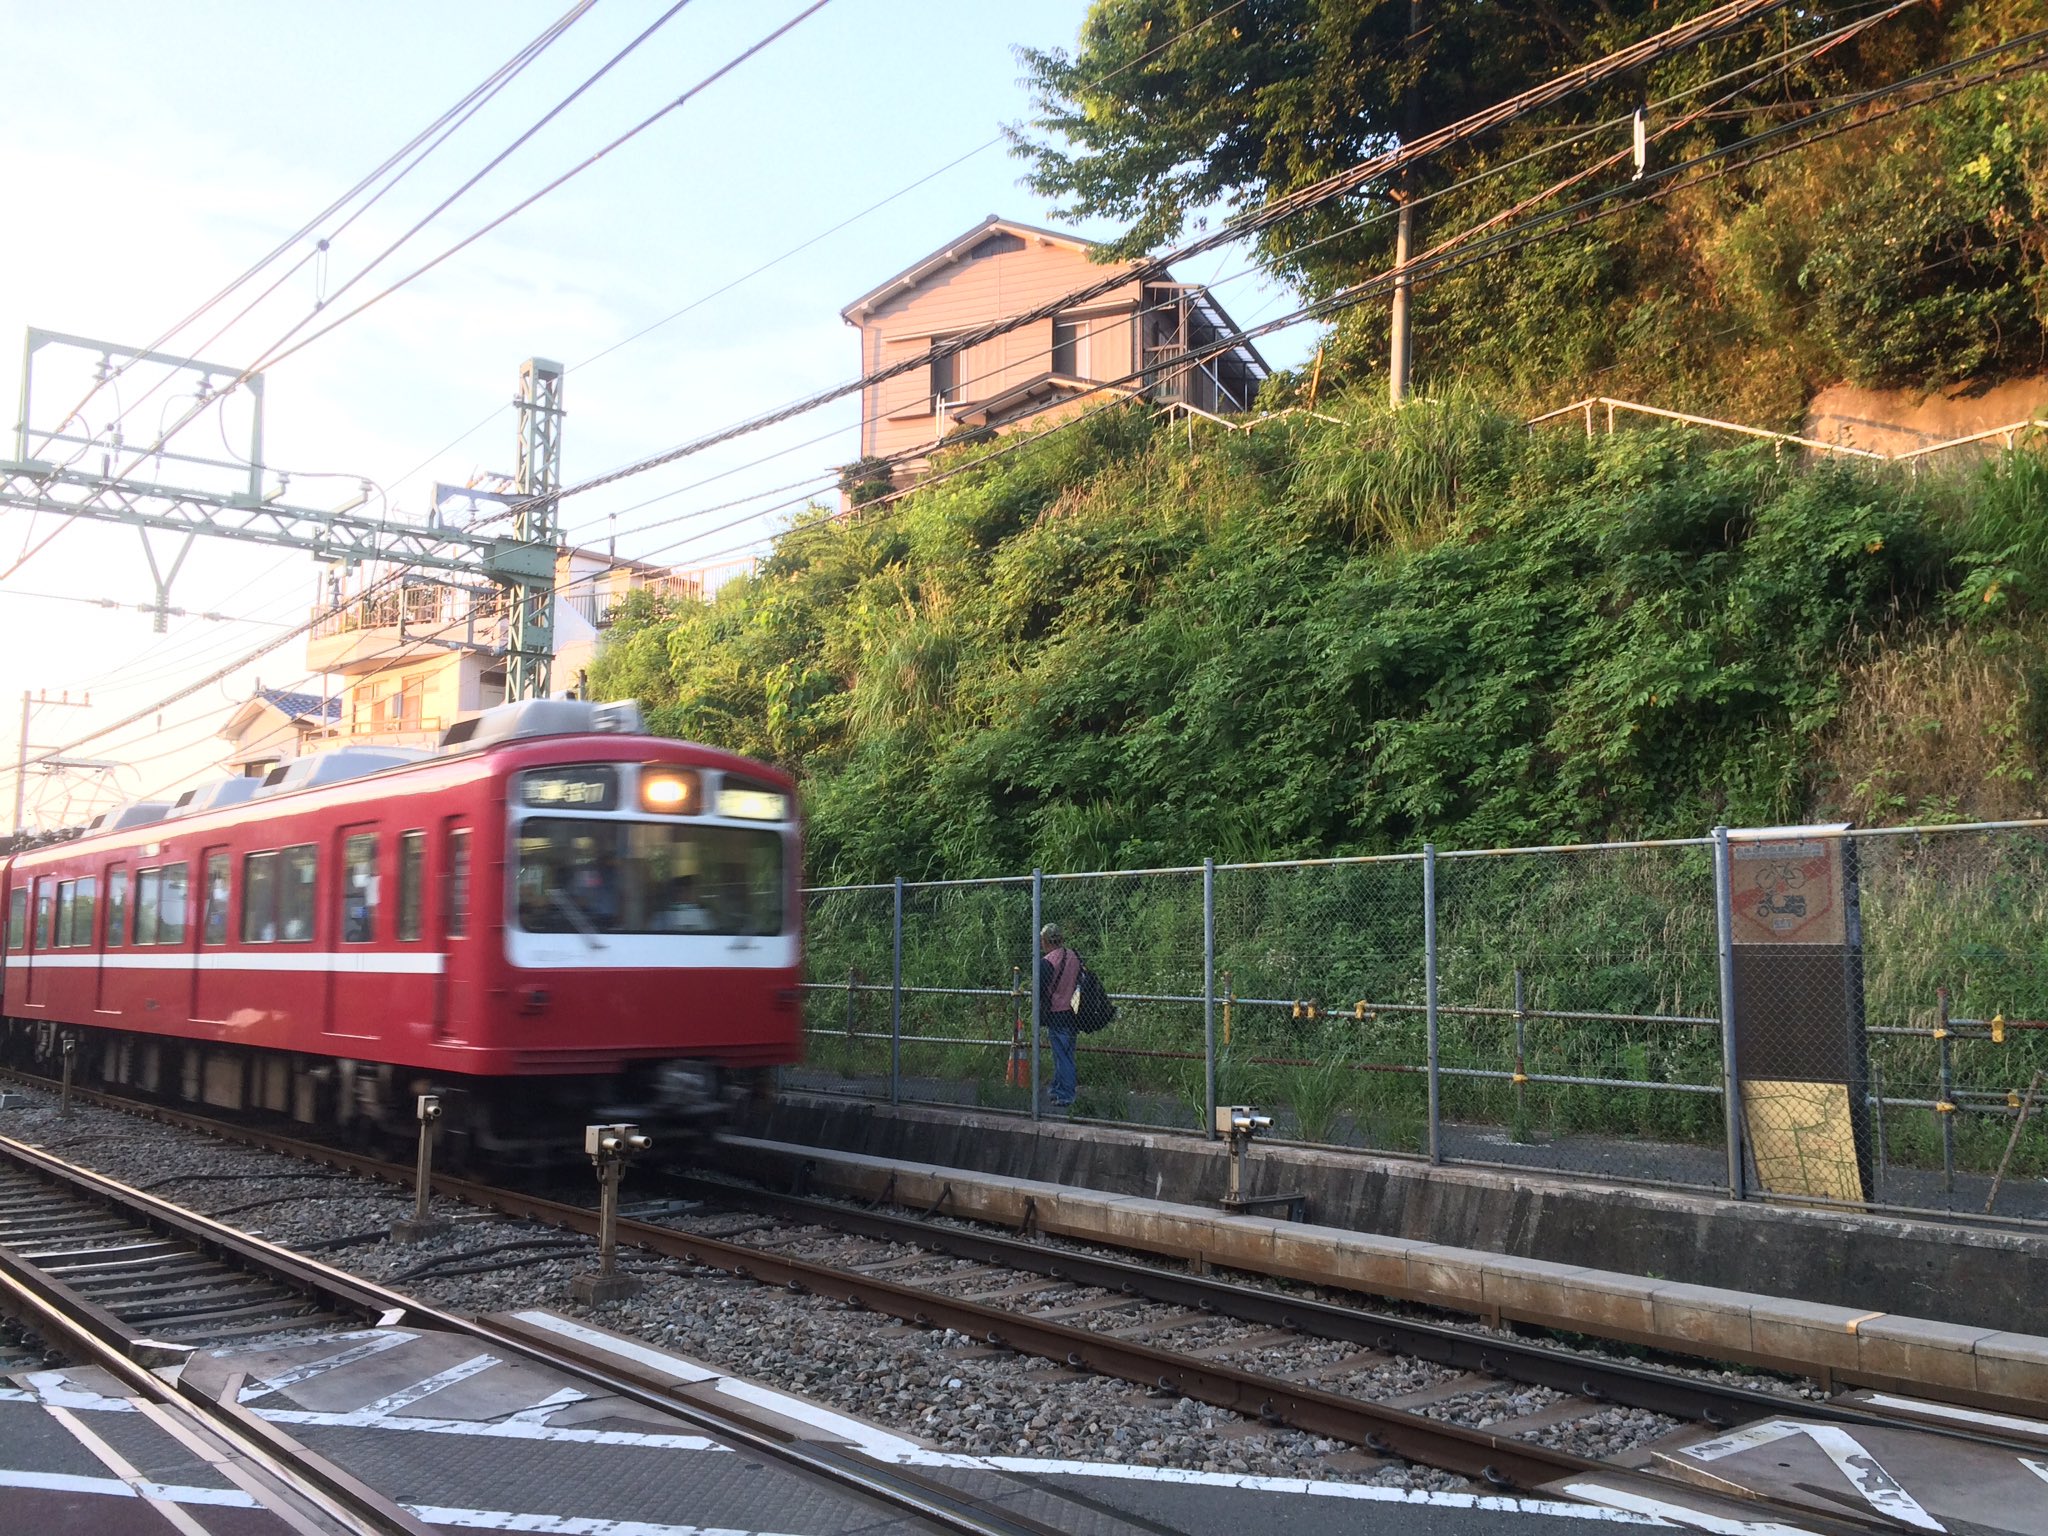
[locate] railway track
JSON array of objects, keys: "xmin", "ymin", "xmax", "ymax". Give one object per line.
[
  {"xmin": 9, "ymin": 1070, "xmax": 2027, "ymax": 1532},
  {"xmin": 0, "ymin": 1121, "xmax": 1145, "ymax": 1536}
]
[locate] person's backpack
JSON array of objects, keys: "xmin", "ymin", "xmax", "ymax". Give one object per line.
[{"xmin": 1073, "ymin": 963, "xmax": 1118, "ymax": 1033}]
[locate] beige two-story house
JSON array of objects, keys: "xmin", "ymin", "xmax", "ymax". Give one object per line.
[{"xmin": 841, "ymin": 216, "xmax": 1269, "ymax": 483}]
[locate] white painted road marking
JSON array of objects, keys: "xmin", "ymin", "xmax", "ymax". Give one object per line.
[
  {"xmin": 1561, "ymin": 1481, "xmax": 1823, "ymax": 1535},
  {"xmin": 1678, "ymin": 1420, "xmax": 1943, "ymax": 1532},
  {"xmin": 236, "ymin": 1329, "xmax": 416, "ymax": 1401}
]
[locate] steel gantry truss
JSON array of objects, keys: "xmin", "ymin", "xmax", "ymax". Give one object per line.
[{"xmin": 1, "ymin": 329, "xmax": 561, "ymax": 692}]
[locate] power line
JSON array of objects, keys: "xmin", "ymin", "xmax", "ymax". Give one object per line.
[
  {"xmin": 552, "ymin": 0, "xmax": 1798, "ymax": 503},
  {"xmin": 28, "ymin": 1, "xmax": 598, "ymax": 469},
  {"xmin": 639, "ymin": 31, "xmax": 2046, "ymax": 581},
  {"xmin": 253, "ymin": 1, "xmax": 836, "ymax": 380}
]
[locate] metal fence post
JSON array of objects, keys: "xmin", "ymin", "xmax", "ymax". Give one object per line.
[
  {"xmin": 1203, "ymin": 857, "xmax": 1217, "ymax": 1140},
  {"xmin": 1712, "ymin": 825, "xmax": 1745, "ymax": 1201},
  {"xmin": 1423, "ymin": 843, "xmax": 1441, "ymax": 1165},
  {"xmin": 1030, "ymin": 868, "xmax": 1043, "ymax": 1122},
  {"xmin": 890, "ymin": 876, "xmax": 903, "ymax": 1107}
]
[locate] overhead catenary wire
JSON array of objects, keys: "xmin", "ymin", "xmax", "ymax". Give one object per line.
[
  {"xmin": 27, "ymin": 0, "xmax": 598, "ymax": 469},
  {"xmin": 551, "ymin": 0, "xmax": 1801, "ymax": 503},
  {"xmin": 573, "ymin": 1, "xmax": 1906, "ymax": 562},
  {"xmin": 638, "ymin": 31, "xmax": 2048, "ymax": 582},
  {"xmin": 29, "ymin": 2, "xmax": 2005, "ymax": 792}
]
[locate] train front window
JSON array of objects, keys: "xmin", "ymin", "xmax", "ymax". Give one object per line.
[
  {"xmin": 6, "ymin": 889, "xmax": 24, "ymax": 951},
  {"xmin": 515, "ymin": 819, "xmax": 784, "ymax": 937}
]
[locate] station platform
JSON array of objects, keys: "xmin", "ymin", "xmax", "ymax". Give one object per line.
[
  {"xmin": 734, "ymin": 1093, "xmax": 2048, "ymax": 1339},
  {"xmin": 716, "ymin": 1119, "xmax": 2048, "ymax": 1409}
]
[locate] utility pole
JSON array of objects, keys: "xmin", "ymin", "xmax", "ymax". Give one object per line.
[
  {"xmin": 508, "ymin": 358, "xmax": 564, "ymax": 700},
  {"xmin": 13, "ymin": 690, "xmax": 92, "ymax": 836},
  {"xmin": 1389, "ymin": 0, "xmax": 1424, "ymax": 405}
]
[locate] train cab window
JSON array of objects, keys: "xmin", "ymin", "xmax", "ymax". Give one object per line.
[
  {"xmin": 515, "ymin": 820, "xmax": 785, "ymax": 936},
  {"xmin": 445, "ymin": 828, "xmax": 471, "ymax": 939},
  {"xmin": 55, "ymin": 882, "xmax": 75, "ymax": 947},
  {"xmin": 6, "ymin": 889, "xmax": 25, "ymax": 951},
  {"xmin": 397, "ymin": 831, "xmax": 426, "ymax": 942},
  {"xmin": 343, "ymin": 834, "xmax": 378, "ymax": 943},
  {"xmin": 202, "ymin": 855, "xmax": 230, "ymax": 945},
  {"xmin": 34, "ymin": 882, "xmax": 52, "ymax": 949},
  {"xmin": 106, "ymin": 867, "xmax": 127, "ymax": 948},
  {"xmin": 243, "ymin": 845, "xmax": 318, "ymax": 942}
]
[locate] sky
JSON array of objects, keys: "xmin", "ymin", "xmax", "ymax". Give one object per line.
[{"xmin": 0, "ymin": 0, "xmax": 1319, "ymax": 831}]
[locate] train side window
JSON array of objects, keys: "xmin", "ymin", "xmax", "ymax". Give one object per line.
[
  {"xmin": 157, "ymin": 863, "xmax": 189, "ymax": 945},
  {"xmin": 343, "ymin": 834, "xmax": 378, "ymax": 943},
  {"xmin": 6, "ymin": 888, "xmax": 25, "ymax": 951},
  {"xmin": 105, "ymin": 868, "xmax": 126, "ymax": 948},
  {"xmin": 243, "ymin": 853, "xmax": 276, "ymax": 941},
  {"xmin": 136, "ymin": 869, "xmax": 160, "ymax": 945},
  {"xmin": 202, "ymin": 854, "xmax": 230, "ymax": 945},
  {"xmin": 74, "ymin": 877, "xmax": 96, "ymax": 947},
  {"xmin": 280, "ymin": 845, "xmax": 317, "ymax": 942},
  {"xmin": 445, "ymin": 827, "xmax": 471, "ymax": 939},
  {"xmin": 397, "ymin": 831, "xmax": 425, "ymax": 942},
  {"xmin": 56, "ymin": 881, "xmax": 75, "ymax": 947},
  {"xmin": 34, "ymin": 881, "xmax": 52, "ymax": 949}
]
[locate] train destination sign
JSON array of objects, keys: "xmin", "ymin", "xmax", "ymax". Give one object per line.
[{"xmin": 522, "ymin": 767, "xmax": 620, "ymax": 811}]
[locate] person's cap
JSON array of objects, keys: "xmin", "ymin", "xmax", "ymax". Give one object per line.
[{"xmin": 1039, "ymin": 923, "xmax": 1063, "ymax": 946}]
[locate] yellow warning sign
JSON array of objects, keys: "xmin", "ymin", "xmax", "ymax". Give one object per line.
[{"xmin": 1741, "ymin": 1078, "xmax": 1866, "ymax": 1202}]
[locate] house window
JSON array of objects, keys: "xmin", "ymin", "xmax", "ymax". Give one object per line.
[
  {"xmin": 351, "ymin": 675, "xmax": 425, "ymax": 734},
  {"xmin": 931, "ymin": 349, "xmax": 958, "ymax": 408}
]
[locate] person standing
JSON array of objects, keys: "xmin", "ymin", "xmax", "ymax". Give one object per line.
[{"xmin": 1038, "ymin": 922, "xmax": 1083, "ymax": 1110}]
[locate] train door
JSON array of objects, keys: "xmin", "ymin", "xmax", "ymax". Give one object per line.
[
  {"xmin": 434, "ymin": 821, "xmax": 473, "ymax": 1041},
  {"xmin": 25, "ymin": 878, "xmax": 52, "ymax": 1009},
  {"xmin": 324, "ymin": 823, "xmax": 382, "ymax": 1042},
  {"xmin": 5, "ymin": 882, "xmax": 29, "ymax": 1013},
  {"xmin": 96, "ymin": 863, "xmax": 127, "ymax": 1014},
  {"xmin": 192, "ymin": 848, "xmax": 233, "ymax": 1024}
]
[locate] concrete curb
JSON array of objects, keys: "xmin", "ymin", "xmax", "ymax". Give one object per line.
[{"xmin": 722, "ymin": 1133, "xmax": 2048, "ymax": 1411}]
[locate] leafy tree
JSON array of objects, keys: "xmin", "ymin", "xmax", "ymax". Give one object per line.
[{"xmin": 1012, "ymin": 1, "xmax": 2045, "ymax": 410}]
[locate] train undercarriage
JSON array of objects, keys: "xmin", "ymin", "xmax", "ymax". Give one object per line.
[{"xmin": 0, "ymin": 1017, "xmax": 767, "ymax": 1164}]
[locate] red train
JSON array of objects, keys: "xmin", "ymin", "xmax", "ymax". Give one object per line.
[{"xmin": 0, "ymin": 699, "xmax": 803, "ymax": 1159}]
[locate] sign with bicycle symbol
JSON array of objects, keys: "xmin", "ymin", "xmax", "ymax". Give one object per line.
[{"xmin": 1731, "ymin": 834, "xmax": 1844, "ymax": 945}]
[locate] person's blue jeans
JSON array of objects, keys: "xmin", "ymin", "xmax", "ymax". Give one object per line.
[{"xmin": 1047, "ymin": 1020, "xmax": 1079, "ymax": 1105}]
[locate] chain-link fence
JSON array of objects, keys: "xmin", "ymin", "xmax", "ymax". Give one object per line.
[{"xmin": 794, "ymin": 821, "xmax": 2048, "ymax": 1226}]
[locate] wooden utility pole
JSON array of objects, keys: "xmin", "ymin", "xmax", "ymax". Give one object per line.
[{"xmin": 1389, "ymin": 0, "xmax": 1424, "ymax": 405}]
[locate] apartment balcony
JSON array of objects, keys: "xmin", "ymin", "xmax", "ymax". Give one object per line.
[{"xmin": 307, "ymin": 581, "xmax": 508, "ymax": 675}]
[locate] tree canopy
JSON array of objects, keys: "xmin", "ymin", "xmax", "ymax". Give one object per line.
[{"xmin": 1012, "ymin": 1, "xmax": 2046, "ymax": 416}]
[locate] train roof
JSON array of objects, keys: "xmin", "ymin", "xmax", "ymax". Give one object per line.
[{"xmin": 11, "ymin": 700, "xmax": 792, "ymax": 865}]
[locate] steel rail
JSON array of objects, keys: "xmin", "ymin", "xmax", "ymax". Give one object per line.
[
  {"xmin": 0, "ymin": 1220, "xmax": 433, "ymax": 1534},
  {"xmin": 665, "ymin": 1174, "xmax": 1922, "ymax": 1436},
  {"xmin": 0, "ymin": 1126, "xmax": 1112, "ymax": 1536},
  {"xmin": 0, "ymin": 1071, "xmax": 2000, "ymax": 1530}
]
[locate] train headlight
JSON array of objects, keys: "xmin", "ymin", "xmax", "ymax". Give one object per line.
[{"xmin": 640, "ymin": 769, "xmax": 700, "ymax": 814}]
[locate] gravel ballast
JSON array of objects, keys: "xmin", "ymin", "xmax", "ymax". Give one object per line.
[{"xmin": 0, "ymin": 1083, "xmax": 1787, "ymax": 1486}]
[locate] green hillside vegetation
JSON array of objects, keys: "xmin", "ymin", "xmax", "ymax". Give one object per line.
[{"xmin": 593, "ymin": 399, "xmax": 2048, "ymax": 883}]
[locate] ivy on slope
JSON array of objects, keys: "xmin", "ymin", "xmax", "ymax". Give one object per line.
[{"xmin": 593, "ymin": 398, "xmax": 1997, "ymax": 883}]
